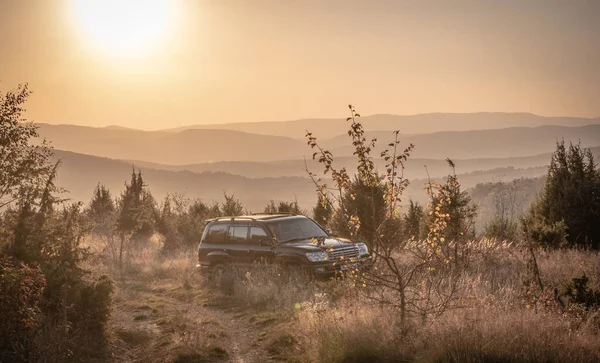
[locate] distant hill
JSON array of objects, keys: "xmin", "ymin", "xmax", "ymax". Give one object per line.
[
  {"xmin": 36, "ymin": 123, "xmax": 600, "ymax": 165},
  {"xmin": 161, "ymin": 112, "xmax": 600, "ymax": 139},
  {"xmin": 35, "ymin": 124, "xmax": 309, "ymax": 164},
  {"xmin": 50, "ymin": 149, "xmax": 318, "ymax": 212},
  {"xmin": 328, "ymin": 125, "xmax": 600, "ymax": 159},
  {"xmin": 51, "ymin": 149, "xmax": 549, "ymax": 214},
  {"xmin": 129, "ymin": 151, "xmax": 569, "ymax": 180}
]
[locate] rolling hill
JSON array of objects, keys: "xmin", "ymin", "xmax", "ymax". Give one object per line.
[
  {"xmin": 36, "ymin": 122, "xmax": 600, "ymax": 165},
  {"xmin": 50, "ymin": 149, "xmax": 549, "ymax": 214},
  {"xmin": 35, "ymin": 124, "xmax": 309, "ymax": 164},
  {"xmin": 161, "ymin": 112, "xmax": 600, "ymax": 139},
  {"xmin": 328, "ymin": 125, "xmax": 600, "ymax": 159},
  {"xmin": 128, "ymin": 150, "xmax": 577, "ymax": 180}
]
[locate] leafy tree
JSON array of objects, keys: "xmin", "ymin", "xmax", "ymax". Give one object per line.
[
  {"xmin": 2, "ymin": 165, "xmax": 113, "ymax": 361},
  {"xmin": 306, "ymin": 105, "xmax": 465, "ymax": 325},
  {"xmin": 522, "ymin": 141, "xmax": 600, "ymax": 248},
  {"xmin": 0, "ymin": 82, "xmax": 113, "ymax": 361},
  {"xmin": 0, "ymin": 83, "xmax": 52, "ymax": 210}
]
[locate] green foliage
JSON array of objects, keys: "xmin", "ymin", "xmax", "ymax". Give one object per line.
[
  {"xmin": 87, "ymin": 183, "xmax": 115, "ymax": 235},
  {"xmin": 561, "ymin": 274, "xmax": 600, "ymax": 308},
  {"xmin": 313, "ymin": 194, "xmax": 333, "ymax": 228},
  {"xmin": 156, "ymin": 195, "xmax": 220, "ymax": 251},
  {"xmin": 264, "ymin": 198, "xmax": 305, "ymax": 215},
  {"xmin": 481, "ymin": 179, "xmax": 527, "ymax": 241},
  {"xmin": 483, "ymin": 217, "xmax": 519, "ymax": 242},
  {"xmin": 220, "ymin": 191, "xmax": 244, "ymax": 216},
  {"xmin": 306, "ymin": 105, "xmax": 471, "ymax": 324},
  {"xmin": 117, "ymin": 169, "xmax": 156, "ymax": 244},
  {"xmin": 1, "ymin": 171, "xmax": 114, "ymax": 361},
  {"xmin": 425, "ymin": 161, "xmax": 478, "ymax": 243},
  {"xmin": 0, "ymin": 84, "xmax": 53, "ymax": 211},
  {"xmin": 0, "ymin": 258, "xmax": 46, "ymax": 362},
  {"xmin": 403, "ymin": 199, "xmax": 424, "ymax": 240},
  {"xmin": 522, "ymin": 141, "xmax": 600, "ymax": 248},
  {"xmin": 339, "ymin": 175, "xmax": 388, "ymax": 243},
  {"xmin": 0, "ymin": 82, "xmax": 113, "ymax": 361}
]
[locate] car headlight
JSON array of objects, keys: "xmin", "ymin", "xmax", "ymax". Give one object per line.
[
  {"xmin": 305, "ymin": 251, "xmax": 328, "ymax": 262},
  {"xmin": 357, "ymin": 243, "xmax": 369, "ymax": 256}
]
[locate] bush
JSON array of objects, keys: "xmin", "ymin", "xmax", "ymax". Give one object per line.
[
  {"xmin": 560, "ymin": 274, "xmax": 600, "ymax": 309},
  {"xmin": 0, "ymin": 258, "xmax": 46, "ymax": 362}
]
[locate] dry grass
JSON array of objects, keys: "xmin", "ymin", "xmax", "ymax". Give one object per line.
[
  {"xmin": 85, "ymin": 236, "xmax": 600, "ymax": 362},
  {"xmin": 295, "ymin": 241, "xmax": 600, "ymax": 363}
]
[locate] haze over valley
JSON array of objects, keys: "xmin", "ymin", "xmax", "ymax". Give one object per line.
[{"xmin": 41, "ymin": 114, "xmax": 600, "ymax": 223}]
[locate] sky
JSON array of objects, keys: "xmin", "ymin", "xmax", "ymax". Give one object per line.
[{"xmin": 1, "ymin": 0, "xmax": 599, "ymax": 130}]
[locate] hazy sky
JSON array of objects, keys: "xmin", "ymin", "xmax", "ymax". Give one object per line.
[{"xmin": 1, "ymin": 0, "xmax": 599, "ymax": 130}]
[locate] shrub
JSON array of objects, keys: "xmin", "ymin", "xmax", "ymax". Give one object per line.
[
  {"xmin": 0, "ymin": 258, "xmax": 46, "ymax": 362},
  {"xmin": 560, "ymin": 274, "xmax": 600, "ymax": 309}
]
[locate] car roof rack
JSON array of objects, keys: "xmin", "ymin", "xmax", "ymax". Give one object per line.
[
  {"xmin": 204, "ymin": 216, "xmax": 257, "ymax": 224},
  {"xmin": 250, "ymin": 212, "xmax": 296, "ymax": 216}
]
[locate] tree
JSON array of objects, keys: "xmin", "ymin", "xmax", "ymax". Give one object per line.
[
  {"xmin": 312, "ymin": 194, "xmax": 333, "ymax": 228},
  {"xmin": 0, "ymin": 83, "xmax": 52, "ymax": 210},
  {"xmin": 155, "ymin": 195, "xmax": 217, "ymax": 252},
  {"xmin": 0, "ymin": 82, "xmax": 113, "ymax": 361},
  {"xmin": 425, "ymin": 160, "xmax": 478, "ymax": 243},
  {"xmin": 220, "ymin": 192, "xmax": 244, "ymax": 216},
  {"xmin": 306, "ymin": 105, "xmax": 463, "ymax": 326},
  {"xmin": 264, "ymin": 198, "xmax": 305, "ymax": 215},
  {"xmin": 115, "ymin": 169, "xmax": 156, "ymax": 266},
  {"xmin": 483, "ymin": 178, "xmax": 527, "ymax": 241},
  {"xmin": 522, "ymin": 141, "xmax": 600, "ymax": 248},
  {"xmin": 404, "ymin": 199, "xmax": 424, "ymax": 240},
  {"xmin": 87, "ymin": 184, "xmax": 115, "ymax": 235}
]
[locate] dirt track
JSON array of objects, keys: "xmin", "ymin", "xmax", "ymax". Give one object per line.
[{"xmin": 107, "ymin": 276, "xmax": 296, "ymax": 363}]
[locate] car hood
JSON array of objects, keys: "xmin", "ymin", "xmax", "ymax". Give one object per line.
[{"xmin": 278, "ymin": 237, "xmax": 356, "ymax": 252}]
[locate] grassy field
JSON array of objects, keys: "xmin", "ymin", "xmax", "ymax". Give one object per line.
[{"xmin": 89, "ymin": 238, "xmax": 600, "ymax": 363}]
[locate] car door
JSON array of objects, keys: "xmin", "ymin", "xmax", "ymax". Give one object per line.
[
  {"xmin": 248, "ymin": 225, "xmax": 276, "ymax": 266},
  {"xmin": 199, "ymin": 222, "xmax": 229, "ymax": 267},
  {"xmin": 225, "ymin": 223, "xmax": 252, "ymax": 266}
]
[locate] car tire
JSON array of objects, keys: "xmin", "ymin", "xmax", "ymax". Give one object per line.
[{"xmin": 210, "ymin": 264, "xmax": 231, "ymax": 291}]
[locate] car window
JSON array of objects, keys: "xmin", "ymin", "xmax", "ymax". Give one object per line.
[
  {"xmin": 249, "ymin": 226, "xmax": 269, "ymax": 245},
  {"xmin": 227, "ymin": 225, "xmax": 249, "ymax": 243},
  {"xmin": 205, "ymin": 224, "xmax": 228, "ymax": 244},
  {"xmin": 266, "ymin": 217, "xmax": 328, "ymax": 242}
]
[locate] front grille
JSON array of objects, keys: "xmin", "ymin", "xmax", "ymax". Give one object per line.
[{"xmin": 327, "ymin": 245, "xmax": 359, "ymax": 264}]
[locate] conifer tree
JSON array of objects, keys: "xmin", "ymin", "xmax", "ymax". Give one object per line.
[{"xmin": 522, "ymin": 141, "xmax": 600, "ymax": 248}]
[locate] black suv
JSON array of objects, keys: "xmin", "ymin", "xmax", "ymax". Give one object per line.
[{"xmin": 196, "ymin": 213, "xmax": 372, "ymax": 282}]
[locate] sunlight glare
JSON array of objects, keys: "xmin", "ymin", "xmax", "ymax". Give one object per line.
[{"xmin": 71, "ymin": 0, "xmax": 176, "ymax": 57}]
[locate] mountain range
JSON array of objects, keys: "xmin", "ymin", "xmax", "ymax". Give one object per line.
[
  {"xmin": 35, "ymin": 122, "xmax": 600, "ymax": 165},
  {"xmin": 160, "ymin": 112, "xmax": 600, "ymax": 139},
  {"xmin": 37, "ymin": 112, "xmax": 600, "ymax": 218}
]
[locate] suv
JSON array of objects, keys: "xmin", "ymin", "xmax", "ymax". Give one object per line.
[{"xmin": 196, "ymin": 213, "xmax": 372, "ymax": 282}]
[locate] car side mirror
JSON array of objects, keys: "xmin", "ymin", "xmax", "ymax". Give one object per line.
[{"xmin": 326, "ymin": 228, "xmax": 333, "ymax": 236}]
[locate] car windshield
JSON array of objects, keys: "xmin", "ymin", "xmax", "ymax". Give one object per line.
[{"xmin": 266, "ymin": 217, "xmax": 328, "ymax": 242}]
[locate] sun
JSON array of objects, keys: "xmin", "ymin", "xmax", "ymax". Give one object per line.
[{"xmin": 70, "ymin": 0, "xmax": 177, "ymax": 57}]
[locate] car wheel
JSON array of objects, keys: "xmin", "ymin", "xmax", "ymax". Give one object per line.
[{"xmin": 210, "ymin": 264, "xmax": 229, "ymax": 289}]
